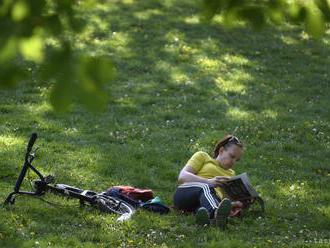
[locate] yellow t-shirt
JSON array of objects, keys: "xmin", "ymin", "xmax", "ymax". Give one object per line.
[{"xmin": 186, "ymin": 151, "xmax": 236, "ymax": 199}]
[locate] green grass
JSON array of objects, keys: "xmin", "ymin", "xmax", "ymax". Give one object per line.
[{"xmin": 1, "ymin": 0, "xmax": 330, "ymax": 247}]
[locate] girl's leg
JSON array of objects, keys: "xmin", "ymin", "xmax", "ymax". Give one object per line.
[{"xmin": 173, "ymin": 182, "xmax": 221, "ymax": 218}]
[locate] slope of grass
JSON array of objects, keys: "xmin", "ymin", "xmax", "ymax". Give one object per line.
[{"xmin": 1, "ymin": 0, "xmax": 329, "ymax": 247}]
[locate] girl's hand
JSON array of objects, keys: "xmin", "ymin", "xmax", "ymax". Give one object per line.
[{"xmin": 208, "ymin": 176, "xmax": 231, "ymax": 187}]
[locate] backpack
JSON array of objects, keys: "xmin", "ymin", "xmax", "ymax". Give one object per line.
[
  {"xmin": 109, "ymin": 185, "xmax": 154, "ymax": 202},
  {"xmin": 105, "ymin": 186, "xmax": 170, "ymax": 214}
]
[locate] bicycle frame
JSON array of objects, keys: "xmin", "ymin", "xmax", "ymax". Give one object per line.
[
  {"xmin": 4, "ymin": 133, "xmax": 106, "ymax": 206},
  {"xmin": 33, "ymin": 181, "xmax": 99, "ymax": 206},
  {"xmin": 4, "ymin": 133, "xmax": 134, "ymax": 216},
  {"xmin": 5, "ymin": 133, "xmax": 42, "ymax": 204},
  {"xmin": 3, "ymin": 134, "xmax": 137, "ymax": 222}
]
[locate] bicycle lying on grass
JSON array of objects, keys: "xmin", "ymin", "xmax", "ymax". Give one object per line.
[{"xmin": 4, "ymin": 133, "xmax": 135, "ymax": 221}]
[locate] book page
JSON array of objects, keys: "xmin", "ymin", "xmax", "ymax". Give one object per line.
[{"xmin": 224, "ymin": 172, "xmax": 259, "ymax": 198}]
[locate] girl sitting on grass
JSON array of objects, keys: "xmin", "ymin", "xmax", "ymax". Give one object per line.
[{"xmin": 173, "ymin": 135, "xmax": 244, "ymax": 230}]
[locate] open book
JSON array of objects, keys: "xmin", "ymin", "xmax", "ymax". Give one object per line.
[{"xmin": 221, "ymin": 173, "xmax": 260, "ymax": 201}]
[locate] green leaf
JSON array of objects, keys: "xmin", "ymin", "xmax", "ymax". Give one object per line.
[
  {"xmin": 222, "ymin": 8, "xmax": 240, "ymax": 27},
  {"xmin": 77, "ymin": 78, "xmax": 109, "ymax": 112},
  {"xmin": 0, "ymin": 37, "xmax": 18, "ymax": 63},
  {"xmin": 269, "ymin": 0, "xmax": 286, "ymax": 9},
  {"xmin": 79, "ymin": 56, "xmax": 115, "ymax": 85},
  {"xmin": 78, "ymin": 0, "xmax": 97, "ymax": 9},
  {"xmin": 268, "ymin": 0, "xmax": 287, "ymax": 24},
  {"xmin": 200, "ymin": 0, "xmax": 222, "ymax": 22},
  {"xmin": 315, "ymin": 0, "xmax": 330, "ymax": 21},
  {"xmin": 268, "ymin": 8, "xmax": 284, "ymax": 24},
  {"xmin": 11, "ymin": 0, "xmax": 30, "ymax": 22},
  {"xmin": 41, "ymin": 43, "xmax": 73, "ymax": 81},
  {"xmin": 304, "ymin": 3, "xmax": 325, "ymax": 38},
  {"xmin": 287, "ymin": 2, "xmax": 304, "ymax": 22},
  {"xmin": 0, "ymin": 63, "xmax": 27, "ymax": 89},
  {"xmin": 43, "ymin": 44, "xmax": 76, "ymax": 111},
  {"xmin": 19, "ymin": 31, "xmax": 45, "ymax": 63},
  {"xmin": 76, "ymin": 55, "xmax": 115, "ymax": 111},
  {"xmin": 50, "ymin": 79, "xmax": 73, "ymax": 112},
  {"xmin": 0, "ymin": 0, "xmax": 12, "ymax": 16}
]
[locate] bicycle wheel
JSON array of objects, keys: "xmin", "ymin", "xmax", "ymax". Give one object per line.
[{"xmin": 94, "ymin": 195, "xmax": 135, "ymax": 215}]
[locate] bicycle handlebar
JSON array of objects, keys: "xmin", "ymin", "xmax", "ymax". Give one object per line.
[{"xmin": 25, "ymin": 133, "xmax": 37, "ymax": 160}]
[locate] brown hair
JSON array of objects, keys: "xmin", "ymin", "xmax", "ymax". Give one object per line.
[{"xmin": 213, "ymin": 134, "xmax": 243, "ymax": 158}]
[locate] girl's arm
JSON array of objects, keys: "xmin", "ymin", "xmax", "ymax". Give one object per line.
[
  {"xmin": 178, "ymin": 165, "xmax": 230, "ymax": 187},
  {"xmin": 178, "ymin": 165, "xmax": 210, "ymax": 185}
]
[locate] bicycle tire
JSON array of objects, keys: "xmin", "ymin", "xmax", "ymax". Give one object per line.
[{"xmin": 94, "ymin": 195, "xmax": 135, "ymax": 215}]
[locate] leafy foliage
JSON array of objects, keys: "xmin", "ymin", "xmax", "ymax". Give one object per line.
[
  {"xmin": 202, "ymin": 0, "xmax": 330, "ymax": 37},
  {"xmin": 0, "ymin": 0, "xmax": 114, "ymax": 111}
]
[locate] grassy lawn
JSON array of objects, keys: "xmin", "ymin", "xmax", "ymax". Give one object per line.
[{"xmin": 1, "ymin": 0, "xmax": 330, "ymax": 247}]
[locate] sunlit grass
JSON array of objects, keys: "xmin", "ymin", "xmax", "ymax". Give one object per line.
[
  {"xmin": 184, "ymin": 15, "xmax": 199, "ymax": 25},
  {"xmin": 261, "ymin": 109, "xmax": 278, "ymax": 119},
  {"xmin": 0, "ymin": 135, "xmax": 24, "ymax": 147},
  {"xmin": 226, "ymin": 107, "xmax": 253, "ymax": 120},
  {"xmin": 215, "ymin": 77, "xmax": 247, "ymax": 93},
  {"xmin": 196, "ymin": 57, "xmax": 220, "ymax": 70},
  {"xmin": 133, "ymin": 9, "xmax": 162, "ymax": 20},
  {"xmin": 280, "ymin": 35, "xmax": 299, "ymax": 45}
]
